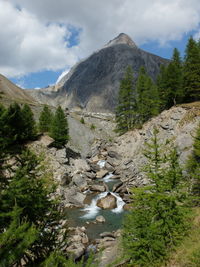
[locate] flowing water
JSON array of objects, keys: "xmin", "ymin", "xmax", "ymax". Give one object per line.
[{"xmin": 66, "ymin": 161, "xmax": 126, "ymax": 240}]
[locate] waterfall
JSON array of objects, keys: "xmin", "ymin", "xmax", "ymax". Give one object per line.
[
  {"xmin": 80, "ymin": 160, "xmax": 125, "ymax": 219},
  {"xmin": 81, "ymin": 192, "xmax": 107, "ymax": 219}
]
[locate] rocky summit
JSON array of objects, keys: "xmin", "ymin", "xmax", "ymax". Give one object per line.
[{"xmin": 28, "ymin": 33, "xmax": 169, "ymax": 112}]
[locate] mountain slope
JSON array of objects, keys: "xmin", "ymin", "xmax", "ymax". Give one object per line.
[
  {"xmin": 28, "ymin": 33, "xmax": 169, "ymax": 112},
  {"xmin": 0, "ymin": 74, "xmax": 36, "ymax": 105}
]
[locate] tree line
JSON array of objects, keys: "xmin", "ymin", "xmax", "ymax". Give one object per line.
[
  {"xmin": 0, "ymin": 103, "xmax": 96, "ymax": 266},
  {"xmin": 0, "ymin": 102, "xmax": 69, "ymax": 151},
  {"xmin": 116, "ymin": 36, "xmax": 200, "ymax": 134}
]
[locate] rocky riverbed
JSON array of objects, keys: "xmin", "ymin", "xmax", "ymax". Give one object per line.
[{"xmin": 28, "ymin": 103, "xmax": 200, "ymax": 265}]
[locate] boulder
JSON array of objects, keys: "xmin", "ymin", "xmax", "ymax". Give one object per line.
[
  {"xmin": 72, "ymin": 174, "xmax": 87, "ymax": 188},
  {"xmin": 95, "ymin": 215, "xmax": 106, "ymax": 223},
  {"xmin": 100, "ymin": 232, "xmax": 115, "ymax": 238},
  {"xmin": 107, "ymin": 150, "xmax": 121, "ymax": 159},
  {"xmin": 90, "ymin": 184, "xmax": 106, "ymax": 192},
  {"xmin": 97, "ymin": 193, "xmax": 117, "ymax": 209},
  {"xmin": 64, "ymin": 188, "xmax": 86, "ymax": 207},
  {"xmin": 107, "ymin": 157, "xmax": 120, "ymax": 167},
  {"xmin": 112, "ymin": 181, "xmax": 123, "ymax": 192},
  {"xmin": 73, "ymin": 159, "xmax": 90, "ymax": 172},
  {"xmin": 90, "ymin": 163, "xmax": 100, "ymax": 172},
  {"xmin": 105, "ymin": 162, "xmax": 115, "ymax": 172},
  {"xmin": 96, "ymin": 169, "xmax": 108, "ymax": 179},
  {"xmin": 85, "ymin": 171, "xmax": 96, "ymax": 179},
  {"xmin": 66, "ymin": 243, "xmax": 85, "ymax": 259}
]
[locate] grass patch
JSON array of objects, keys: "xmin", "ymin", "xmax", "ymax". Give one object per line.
[{"xmin": 164, "ymin": 207, "xmax": 200, "ymax": 267}]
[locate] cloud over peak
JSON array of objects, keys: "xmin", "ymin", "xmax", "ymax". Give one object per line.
[{"xmin": 1, "ymin": 0, "xmax": 200, "ymax": 77}]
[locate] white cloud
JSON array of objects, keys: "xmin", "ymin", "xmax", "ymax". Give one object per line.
[
  {"xmin": 0, "ymin": 1, "xmax": 78, "ymax": 77},
  {"xmin": 2, "ymin": 0, "xmax": 200, "ymax": 77}
]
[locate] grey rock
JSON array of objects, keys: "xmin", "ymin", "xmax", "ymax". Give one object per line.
[
  {"xmin": 105, "ymin": 162, "xmax": 115, "ymax": 172},
  {"xmin": 112, "ymin": 181, "xmax": 123, "ymax": 192},
  {"xmin": 95, "ymin": 215, "xmax": 106, "ymax": 223},
  {"xmin": 29, "ymin": 33, "xmax": 168, "ymax": 113},
  {"xmin": 108, "ymin": 150, "xmax": 121, "ymax": 159},
  {"xmin": 97, "ymin": 193, "xmax": 117, "ymax": 209},
  {"xmin": 96, "ymin": 169, "xmax": 108, "ymax": 179},
  {"xmin": 90, "ymin": 163, "xmax": 100, "ymax": 172},
  {"xmin": 90, "ymin": 184, "xmax": 106, "ymax": 192},
  {"xmin": 85, "ymin": 171, "xmax": 96, "ymax": 179},
  {"xmin": 100, "ymin": 232, "xmax": 115, "ymax": 238},
  {"xmin": 72, "ymin": 174, "xmax": 87, "ymax": 188}
]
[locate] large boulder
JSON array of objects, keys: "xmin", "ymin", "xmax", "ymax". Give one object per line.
[
  {"xmin": 97, "ymin": 193, "xmax": 117, "ymax": 209},
  {"xmin": 96, "ymin": 169, "xmax": 108, "ymax": 179},
  {"xmin": 72, "ymin": 174, "xmax": 87, "ymax": 189},
  {"xmin": 96, "ymin": 215, "xmax": 106, "ymax": 223},
  {"xmin": 90, "ymin": 184, "xmax": 106, "ymax": 192}
]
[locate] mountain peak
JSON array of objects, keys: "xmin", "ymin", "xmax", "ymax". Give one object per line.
[{"xmin": 104, "ymin": 33, "xmax": 137, "ymax": 48}]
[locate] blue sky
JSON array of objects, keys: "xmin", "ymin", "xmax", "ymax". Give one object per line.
[{"xmin": 1, "ymin": 0, "xmax": 200, "ymax": 89}]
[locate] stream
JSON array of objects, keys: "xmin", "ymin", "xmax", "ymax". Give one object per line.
[{"xmin": 67, "ymin": 160, "xmax": 127, "ymax": 240}]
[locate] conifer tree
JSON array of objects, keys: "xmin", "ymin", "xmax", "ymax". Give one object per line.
[
  {"xmin": 157, "ymin": 48, "xmax": 183, "ymax": 109},
  {"xmin": 0, "ymin": 206, "xmax": 38, "ymax": 267},
  {"xmin": 123, "ymin": 129, "xmax": 187, "ymax": 266},
  {"xmin": 39, "ymin": 105, "xmax": 53, "ymax": 133},
  {"xmin": 0, "ymin": 149, "xmax": 68, "ymax": 265},
  {"xmin": 115, "ymin": 66, "xmax": 136, "ymax": 134},
  {"xmin": 166, "ymin": 48, "xmax": 183, "ymax": 106},
  {"xmin": 21, "ymin": 104, "xmax": 37, "ymax": 140},
  {"xmin": 50, "ymin": 106, "xmax": 69, "ymax": 147},
  {"xmin": 183, "ymin": 37, "xmax": 200, "ymax": 101},
  {"xmin": 187, "ymin": 124, "xmax": 200, "ymax": 205},
  {"xmin": 135, "ymin": 67, "xmax": 160, "ymax": 125}
]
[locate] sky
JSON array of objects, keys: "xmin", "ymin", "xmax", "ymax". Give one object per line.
[{"xmin": 1, "ymin": 0, "xmax": 200, "ymax": 89}]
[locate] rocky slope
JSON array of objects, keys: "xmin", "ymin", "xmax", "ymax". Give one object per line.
[
  {"xmin": 0, "ymin": 74, "xmax": 37, "ymax": 105},
  {"xmin": 27, "ymin": 102, "xmax": 200, "ymax": 265},
  {"xmin": 28, "ymin": 33, "xmax": 169, "ymax": 112}
]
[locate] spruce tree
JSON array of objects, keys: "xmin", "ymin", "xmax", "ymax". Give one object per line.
[
  {"xmin": 0, "ymin": 149, "xmax": 68, "ymax": 265},
  {"xmin": 50, "ymin": 106, "xmax": 69, "ymax": 147},
  {"xmin": 136, "ymin": 67, "xmax": 160, "ymax": 125},
  {"xmin": 157, "ymin": 48, "xmax": 183, "ymax": 109},
  {"xmin": 0, "ymin": 206, "xmax": 38, "ymax": 267},
  {"xmin": 187, "ymin": 124, "xmax": 200, "ymax": 205},
  {"xmin": 183, "ymin": 37, "xmax": 200, "ymax": 101},
  {"xmin": 165, "ymin": 48, "xmax": 183, "ymax": 107},
  {"xmin": 21, "ymin": 104, "xmax": 37, "ymax": 140},
  {"xmin": 39, "ymin": 105, "xmax": 53, "ymax": 133},
  {"xmin": 115, "ymin": 66, "xmax": 136, "ymax": 134},
  {"xmin": 123, "ymin": 129, "xmax": 187, "ymax": 266}
]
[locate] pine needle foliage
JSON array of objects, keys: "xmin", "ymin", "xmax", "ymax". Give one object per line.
[
  {"xmin": 50, "ymin": 106, "xmax": 69, "ymax": 148},
  {"xmin": 122, "ymin": 129, "xmax": 188, "ymax": 266},
  {"xmin": 115, "ymin": 66, "xmax": 136, "ymax": 134}
]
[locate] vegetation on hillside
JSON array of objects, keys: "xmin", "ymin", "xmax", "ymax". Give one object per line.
[
  {"xmin": 122, "ymin": 129, "xmax": 189, "ymax": 266},
  {"xmin": 116, "ymin": 37, "xmax": 200, "ymax": 133}
]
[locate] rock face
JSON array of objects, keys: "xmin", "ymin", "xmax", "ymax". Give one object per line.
[
  {"xmin": 97, "ymin": 193, "xmax": 117, "ymax": 209},
  {"xmin": 28, "ymin": 33, "xmax": 169, "ymax": 112}
]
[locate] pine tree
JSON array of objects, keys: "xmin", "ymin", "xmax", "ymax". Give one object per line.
[
  {"xmin": 123, "ymin": 129, "xmax": 187, "ymax": 266},
  {"xmin": 136, "ymin": 67, "xmax": 160, "ymax": 125},
  {"xmin": 2, "ymin": 102, "xmax": 25, "ymax": 145},
  {"xmin": 0, "ymin": 206, "xmax": 38, "ymax": 267},
  {"xmin": 157, "ymin": 48, "xmax": 183, "ymax": 110},
  {"xmin": 0, "ymin": 149, "xmax": 68, "ymax": 265},
  {"xmin": 187, "ymin": 124, "xmax": 200, "ymax": 205},
  {"xmin": 115, "ymin": 66, "xmax": 136, "ymax": 134},
  {"xmin": 165, "ymin": 48, "xmax": 183, "ymax": 107},
  {"xmin": 39, "ymin": 105, "xmax": 53, "ymax": 133},
  {"xmin": 183, "ymin": 37, "xmax": 200, "ymax": 101},
  {"xmin": 21, "ymin": 104, "xmax": 37, "ymax": 140},
  {"xmin": 50, "ymin": 106, "xmax": 69, "ymax": 147}
]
